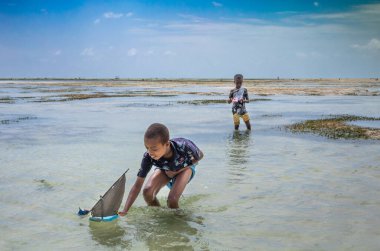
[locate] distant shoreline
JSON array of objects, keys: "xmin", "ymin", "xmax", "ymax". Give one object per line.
[{"xmin": 1, "ymin": 78, "xmax": 379, "ymax": 96}]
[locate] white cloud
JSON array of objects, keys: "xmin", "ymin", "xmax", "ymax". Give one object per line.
[
  {"xmin": 54, "ymin": 50, "xmax": 61, "ymax": 56},
  {"xmin": 127, "ymin": 48, "xmax": 138, "ymax": 56},
  {"xmin": 178, "ymin": 14, "xmax": 206, "ymax": 23},
  {"xmin": 367, "ymin": 39, "xmax": 380, "ymax": 50},
  {"xmin": 94, "ymin": 18, "xmax": 100, "ymax": 24},
  {"xmin": 352, "ymin": 38, "xmax": 380, "ymax": 51},
  {"xmin": 356, "ymin": 3, "xmax": 380, "ymax": 14},
  {"xmin": 307, "ymin": 13, "xmax": 349, "ymax": 19},
  {"xmin": 296, "ymin": 52, "xmax": 308, "ymax": 58},
  {"xmin": 103, "ymin": 12, "xmax": 124, "ymax": 19},
  {"xmin": 164, "ymin": 50, "xmax": 176, "ymax": 56},
  {"xmin": 276, "ymin": 11, "xmax": 300, "ymax": 15},
  {"xmin": 126, "ymin": 12, "xmax": 133, "ymax": 17},
  {"xmin": 224, "ymin": 17, "xmax": 267, "ymax": 24},
  {"xmin": 296, "ymin": 51, "xmax": 322, "ymax": 59},
  {"xmin": 303, "ymin": 3, "xmax": 380, "ymax": 23},
  {"xmin": 81, "ymin": 48, "xmax": 94, "ymax": 56},
  {"xmin": 145, "ymin": 49, "xmax": 154, "ymax": 55},
  {"xmin": 212, "ymin": 1, "xmax": 223, "ymax": 8}
]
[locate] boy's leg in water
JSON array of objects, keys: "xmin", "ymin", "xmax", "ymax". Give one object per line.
[
  {"xmin": 244, "ymin": 120, "xmax": 251, "ymax": 130},
  {"xmin": 167, "ymin": 168, "xmax": 193, "ymax": 208},
  {"xmin": 242, "ymin": 113, "xmax": 251, "ymax": 130},
  {"xmin": 143, "ymin": 169, "xmax": 170, "ymax": 206},
  {"xmin": 233, "ymin": 113, "xmax": 240, "ymax": 130}
]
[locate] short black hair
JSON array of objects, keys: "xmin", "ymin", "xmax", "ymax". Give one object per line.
[
  {"xmin": 234, "ymin": 74, "xmax": 243, "ymax": 80},
  {"xmin": 144, "ymin": 123, "xmax": 170, "ymax": 144}
]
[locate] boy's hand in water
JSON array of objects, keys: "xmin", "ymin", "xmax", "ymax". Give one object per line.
[{"xmin": 118, "ymin": 211, "xmax": 127, "ymax": 216}]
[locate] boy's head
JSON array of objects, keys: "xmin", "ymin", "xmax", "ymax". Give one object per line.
[
  {"xmin": 234, "ymin": 74, "xmax": 243, "ymax": 88},
  {"xmin": 144, "ymin": 123, "xmax": 170, "ymax": 160}
]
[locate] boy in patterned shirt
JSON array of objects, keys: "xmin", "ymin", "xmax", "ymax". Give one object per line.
[
  {"xmin": 119, "ymin": 123, "xmax": 203, "ymax": 215},
  {"xmin": 228, "ymin": 74, "xmax": 251, "ymax": 130}
]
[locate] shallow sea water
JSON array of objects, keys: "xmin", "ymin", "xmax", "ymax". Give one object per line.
[{"xmin": 1, "ymin": 82, "xmax": 380, "ymax": 250}]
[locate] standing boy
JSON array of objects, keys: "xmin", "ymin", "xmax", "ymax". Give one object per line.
[
  {"xmin": 119, "ymin": 123, "xmax": 203, "ymax": 215},
  {"xmin": 228, "ymin": 74, "xmax": 251, "ymax": 130}
]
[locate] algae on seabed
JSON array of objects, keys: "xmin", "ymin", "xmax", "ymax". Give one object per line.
[
  {"xmin": 286, "ymin": 115, "xmax": 380, "ymax": 140},
  {"xmin": 177, "ymin": 98, "xmax": 271, "ymax": 105}
]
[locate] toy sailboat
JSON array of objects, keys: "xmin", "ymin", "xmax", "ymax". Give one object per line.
[{"xmin": 78, "ymin": 169, "xmax": 129, "ymax": 222}]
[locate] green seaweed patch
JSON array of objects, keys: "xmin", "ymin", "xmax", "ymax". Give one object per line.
[
  {"xmin": 0, "ymin": 96, "xmax": 15, "ymax": 104},
  {"xmin": 1, "ymin": 116, "xmax": 37, "ymax": 124},
  {"xmin": 40, "ymin": 88, "xmax": 90, "ymax": 93},
  {"xmin": 178, "ymin": 98, "xmax": 271, "ymax": 105},
  {"xmin": 120, "ymin": 103, "xmax": 174, "ymax": 108},
  {"xmin": 21, "ymin": 86, "xmax": 41, "ymax": 90},
  {"xmin": 261, "ymin": 114, "xmax": 283, "ymax": 118},
  {"xmin": 184, "ymin": 91, "xmax": 223, "ymax": 96},
  {"xmin": 286, "ymin": 115, "xmax": 380, "ymax": 140},
  {"xmin": 250, "ymin": 98, "xmax": 272, "ymax": 102},
  {"xmin": 33, "ymin": 179, "xmax": 54, "ymax": 191},
  {"xmin": 34, "ymin": 92, "xmax": 178, "ymax": 102},
  {"xmin": 177, "ymin": 99, "xmax": 227, "ymax": 105},
  {"xmin": 61, "ymin": 93, "xmax": 121, "ymax": 101}
]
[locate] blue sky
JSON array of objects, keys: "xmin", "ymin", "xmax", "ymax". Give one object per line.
[{"xmin": 1, "ymin": 0, "xmax": 380, "ymax": 78}]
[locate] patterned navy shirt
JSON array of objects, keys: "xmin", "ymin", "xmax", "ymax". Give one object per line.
[
  {"xmin": 137, "ymin": 138, "xmax": 202, "ymax": 178},
  {"xmin": 229, "ymin": 87, "xmax": 249, "ymax": 115}
]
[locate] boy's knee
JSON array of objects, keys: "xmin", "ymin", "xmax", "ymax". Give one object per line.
[
  {"xmin": 143, "ymin": 186, "xmax": 154, "ymax": 200},
  {"xmin": 167, "ymin": 194, "xmax": 179, "ymax": 208},
  {"xmin": 233, "ymin": 115, "xmax": 240, "ymax": 125},
  {"xmin": 242, "ymin": 113, "xmax": 250, "ymax": 122}
]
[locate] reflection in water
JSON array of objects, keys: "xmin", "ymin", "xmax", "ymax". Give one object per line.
[
  {"xmin": 128, "ymin": 206, "xmax": 207, "ymax": 251},
  {"xmin": 226, "ymin": 130, "xmax": 252, "ymax": 184},
  {"xmin": 88, "ymin": 202, "xmax": 207, "ymax": 250},
  {"xmin": 89, "ymin": 220, "xmax": 131, "ymax": 248},
  {"xmin": 227, "ymin": 130, "xmax": 252, "ymax": 166}
]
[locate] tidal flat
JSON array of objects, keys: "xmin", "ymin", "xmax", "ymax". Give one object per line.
[{"xmin": 0, "ymin": 79, "xmax": 380, "ymax": 250}]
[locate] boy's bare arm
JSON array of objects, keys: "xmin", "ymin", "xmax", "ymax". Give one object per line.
[
  {"xmin": 119, "ymin": 177, "xmax": 145, "ymax": 216},
  {"xmin": 191, "ymin": 150, "xmax": 204, "ymax": 165},
  {"xmin": 228, "ymin": 91, "xmax": 233, "ymax": 104},
  {"xmin": 199, "ymin": 150, "xmax": 204, "ymax": 160}
]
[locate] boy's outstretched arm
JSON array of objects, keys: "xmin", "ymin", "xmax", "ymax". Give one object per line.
[{"xmin": 119, "ymin": 177, "xmax": 145, "ymax": 216}]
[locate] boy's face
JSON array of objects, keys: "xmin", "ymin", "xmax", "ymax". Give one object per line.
[
  {"xmin": 144, "ymin": 137, "xmax": 170, "ymax": 160},
  {"xmin": 234, "ymin": 77, "xmax": 243, "ymax": 88}
]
